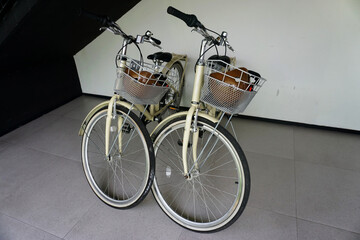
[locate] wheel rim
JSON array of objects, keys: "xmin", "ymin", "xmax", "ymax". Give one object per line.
[
  {"xmin": 152, "ymin": 119, "xmax": 246, "ymax": 231},
  {"xmin": 165, "ymin": 63, "xmax": 182, "ymax": 107},
  {"xmin": 82, "ymin": 110, "xmax": 150, "ymax": 207}
]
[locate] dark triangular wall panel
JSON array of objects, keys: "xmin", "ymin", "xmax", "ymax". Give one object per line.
[{"xmin": 0, "ymin": 0, "xmax": 140, "ymax": 136}]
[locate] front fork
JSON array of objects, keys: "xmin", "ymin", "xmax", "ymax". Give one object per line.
[
  {"xmin": 182, "ymin": 63, "xmax": 205, "ymax": 178},
  {"xmin": 182, "ymin": 106, "xmax": 199, "ymax": 177},
  {"xmin": 105, "ymin": 95, "xmax": 123, "ymax": 157}
]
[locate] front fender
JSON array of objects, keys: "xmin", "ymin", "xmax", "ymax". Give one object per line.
[
  {"xmin": 78, "ymin": 100, "xmax": 134, "ymax": 136},
  {"xmin": 150, "ymin": 110, "xmax": 219, "ymax": 138}
]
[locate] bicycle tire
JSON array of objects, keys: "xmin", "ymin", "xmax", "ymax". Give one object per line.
[
  {"xmin": 81, "ymin": 105, "xmax": 155, "ymax": 208},
  {"xmin": 151, "ymin": 115, "xmax": 250, "ymax": 232}
]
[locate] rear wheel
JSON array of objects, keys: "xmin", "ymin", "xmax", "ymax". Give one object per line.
[{"xmin": 163, "ymin": 62, "xmax": 184, "ymax": 110}]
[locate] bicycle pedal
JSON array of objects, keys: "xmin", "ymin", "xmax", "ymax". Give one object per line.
[{"xmin": 177, "ymin": 139, "xmax": 192, "ymax": 148}]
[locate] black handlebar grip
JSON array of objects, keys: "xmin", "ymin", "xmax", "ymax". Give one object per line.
[
  {"xmin": 79, "ymin": 9, "xmax": 108, "ymax": 26},
  {"xmin": 167, "ymin": 6, "xmax": 204, "ymax": 29},
  {"xmin": 150, "ymin": 37, "xmax": 161, "ymax": 45}
]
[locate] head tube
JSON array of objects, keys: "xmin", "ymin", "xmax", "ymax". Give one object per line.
[{"xmin": 197, "ymin": 39, "xmax": 210, "ymax": 66}]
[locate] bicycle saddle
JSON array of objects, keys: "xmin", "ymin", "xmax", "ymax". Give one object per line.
[
  {"xmin": 208, "ymin": 55, "xmax": 231, "ymax": 67},
  {"xmin": 147, "ymin": 52, "xmax": 172, "ymax": 62}
]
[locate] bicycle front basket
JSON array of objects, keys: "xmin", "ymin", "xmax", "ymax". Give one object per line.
[
  {"xmin": 201, "ymin": 59, "xmax": 266, "ymax": 114},
  {"xmin": 114, "ymin": 56, "xmax": 170, "ymax": 105}
]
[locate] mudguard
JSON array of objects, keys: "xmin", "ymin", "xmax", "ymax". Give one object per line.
[{"xmin": 78, "ymin": 100, "xmax": 134, "ymax": 136}]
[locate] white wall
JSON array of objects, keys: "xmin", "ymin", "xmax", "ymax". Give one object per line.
[{"xmin": 74, "ymin": 0, "xmax": 360, "ymax": 131}]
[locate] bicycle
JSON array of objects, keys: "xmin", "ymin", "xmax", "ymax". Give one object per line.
[
  {"xmin": 78, "ymin": 11, "xmax": 187, "ymax": 209},
  {"xmin": 149, "ymin": 7, "xmax": 266, "ymax": 232}
]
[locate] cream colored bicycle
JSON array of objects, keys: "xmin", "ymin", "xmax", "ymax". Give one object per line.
[
  {"xmin": 149, "ymin": 7, "xmax": 266, "ymax": 232},
  {"xmin": 78, "ymin": 11, "xmax": 187, "ymax": 209}
]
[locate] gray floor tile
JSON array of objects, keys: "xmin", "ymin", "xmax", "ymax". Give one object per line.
[
  {"xmin": 63, "ymin": 96, "xmax": 107, "ymax": 121},
  {"xmin": 16, "ymin": 117, "xmax": 82, "ymax": 162},
  {"xmin": 49, "ymin": 96, "xmax": 105, "ymax": 119},
  {"xmin": 231, "ymin": 118, "xmax": 294, "ymax": 159},
  {"xmin": 0, "ymin": 159, "xmax": 97, "ymax": 238},
  {"xmin": 0, "ymin": 141, "xmax": 10, "ymax": 153},
  {"xmin": 64, "ymin": 196, "xmax": 183, "ymax": 240},
  {"xmin": 246, "ymin": 151, "xmax": 296, "ymax": 217},
  {"xmin": 296, "ymin": 161, "xmax": 360, "ymax": 234},
  {"xmin": 297, "ymin": 219, "xmax": 360, "ymax": 240},
  {"xmin": 0, "ymin": 113, "xmax": 61, "ymax": 144},
  {"xmin": 0, "ymin": 213, "xmax": 62, "ymax": 240},
  {"xmin": 0, "ymin": 145, "xmax": 58, "ymax": 201},
  {"xmin": 294, "ymin": 126, "xmax": 360, "ymax": 172},
  {"xmin": 178, "ymin": 207, "xmax": 297, "ymax": 240}
]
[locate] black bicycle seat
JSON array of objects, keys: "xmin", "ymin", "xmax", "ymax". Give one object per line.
[
  {"xmin": 208, "ymin": 55, "xmax": 231, "ymax": 67},
  {"xmin": 147, "ymin": 52, "xmax": 172, "ymax": 62}
]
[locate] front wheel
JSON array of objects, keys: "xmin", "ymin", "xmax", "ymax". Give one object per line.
[
  {"xmin": 81, "ymin": 105, "xmax": 155, "ymax": 208},
  {"xmin": 151, "ymin": 116, "xmax": 250, "ymax": 232}
]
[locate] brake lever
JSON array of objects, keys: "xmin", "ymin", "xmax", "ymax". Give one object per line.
[
  {"xmin": 143, "ymin": 30, "xmax": 162, "ymax": 49},
  {"xmin": 146, "ymin": 39, "xmax": 162, "ymax": 49},
  {"xmin": 226, "ymin": 41, "xmax": 235, "ymax": 52},
  {"xmin": 191, "ymin": 28, "xmax": 211, "ymax": 40}
]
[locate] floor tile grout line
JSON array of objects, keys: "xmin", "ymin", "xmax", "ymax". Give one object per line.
[
  {"xmin": 296, "ymin": 217, "xmax": 360, "ymax": 236},
  {"xmin": 17, "ymin": 138, "xmax": 82, "ymax": 161},
  {"xmin": 0, "ymin": 212, "xmax": 63, "ymax": 239},
  {"xmin": 292, "ymin": 127, "xmax": 360, "ymax": 173},
  {"xmin": 62, "ymin": 201, "xmax": 98, "ymax": 239},
  {"xmin": 46, "ymin": 97, "xmax": 87, "ymax": 117},
  {"xmin": 0, "ymin": 158, "xmax": 67, "ymax": 206},
  {"xmin": 244, "ymin": 147, "xmax": 360, "ymax": 175},
  {"xmin": 246, "ymin": 205, "xmax": 296, "ymax": 219},
  {"xmin": 0, "ymin": 114, "xmax": 65, "ymax": 141},
  {"xmin": 177, "ymin": 229, "xmax": 187, "ymax": 240},
  {"xmin": 1, "ymin": 111, "xmax": 88, "ymax": 145},
  {"xmin": 293, "ymin": 127, "xmax": 360, "ymax": 237},
  {"xmin": 294, "ymin": 158, "xmax": 360, "ymax": 175},
  {"xmin": 244, "ymin": 150, "xmax": 294, "ymax": 161},
  {"xmin": 0, "ymin": 139, "xmax": 81, "ymax": 163},
  {"xmin": 245, "ymin": 205, "xmax": 360, "ymax": 236}
]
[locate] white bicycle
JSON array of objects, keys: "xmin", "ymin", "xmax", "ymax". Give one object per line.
[
  {"xmin": 150, "ymin": 7, "xmax": 266, "ymax": 232},
  {"xmin": 79, "ymin": 11, "xmax": 186, "ymax": 209}
]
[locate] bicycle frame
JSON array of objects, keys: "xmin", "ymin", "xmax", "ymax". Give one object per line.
[{"xmin": 152, "ymin": 38, "xmax": 222, "ymax": 177}]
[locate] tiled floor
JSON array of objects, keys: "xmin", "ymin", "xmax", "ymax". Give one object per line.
[{"xmin": 0, "ymin": 95, "xmax": 360, "ymax": 240}]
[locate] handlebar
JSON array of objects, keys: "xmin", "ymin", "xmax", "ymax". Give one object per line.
[
  {"xmin": 80, "ymin": 9, "xmax": 111, "ymax": 26},
  {"xmin": 80, "ymin": 9, "xmax": 162, "ymax": 49},
  {"xmin": 167, "ymin": 6, "xmax": 204, "ymax": 29},
  {"xmin": 166, "ymin": 6, "xmax": 234, "ymax": 52}
]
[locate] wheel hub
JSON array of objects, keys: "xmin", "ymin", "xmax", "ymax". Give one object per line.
[
  {"xmin": 186, "ymin": 169, "xmax": 200, "ymax": 180},
  {"xmin": 106, "ymin": 153, "xmax": 121, "ymax": 162}
]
